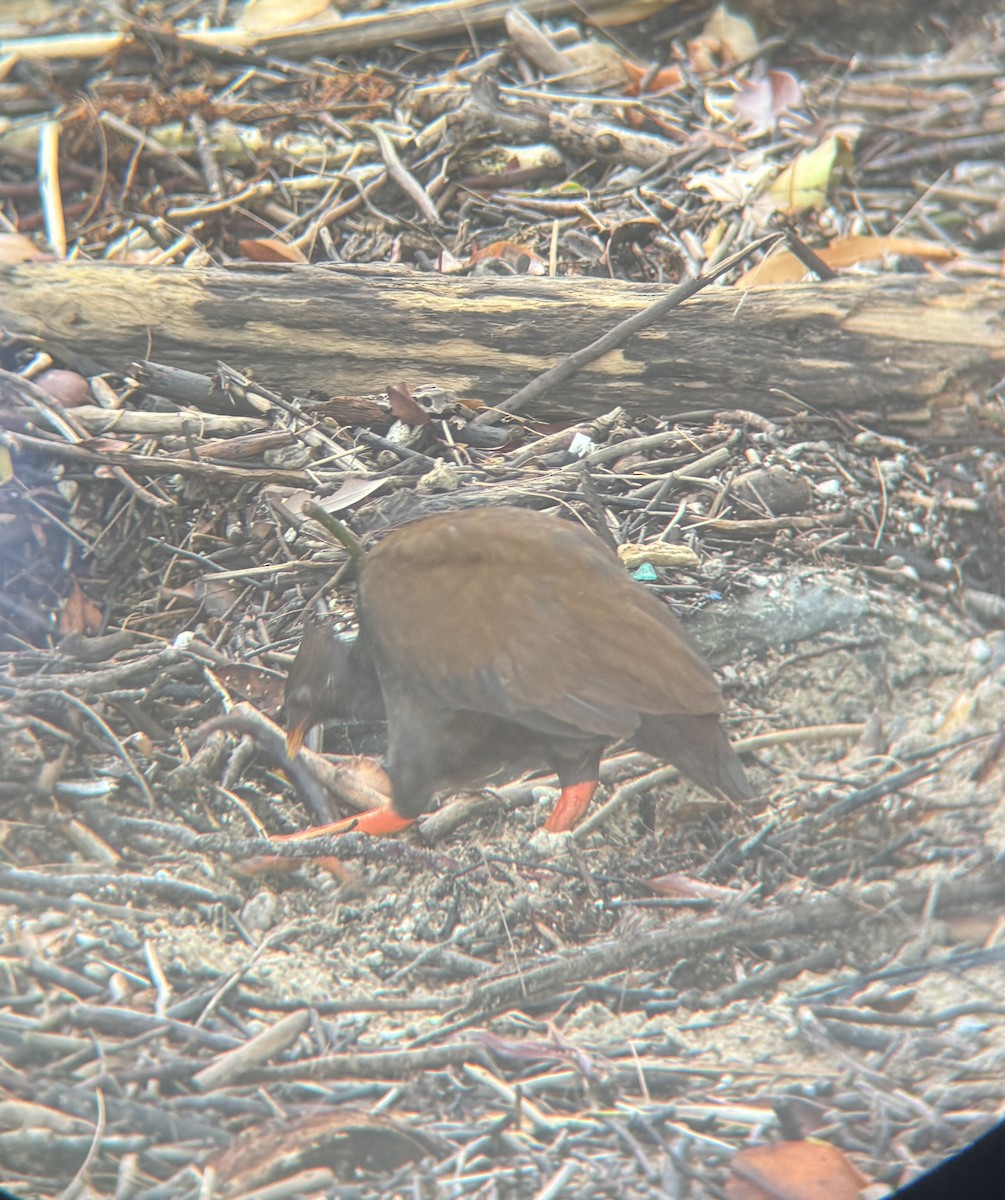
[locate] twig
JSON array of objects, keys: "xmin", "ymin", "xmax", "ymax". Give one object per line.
[
  {"xmin": 367, "ymin": 122, "xmax": 442, "ymax": 226},
  {"xmin": 471, "ymin": 233, "xmax": 783, "ymax": 425},
  {"xmin": 301, "ymin": 502, "xmax": 365, "ymax": 560},
  {"xmin": 38, "ymin": 120, "xmax": 66, "ymax": 258}
]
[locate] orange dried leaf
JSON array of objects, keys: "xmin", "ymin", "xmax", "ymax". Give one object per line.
[
  {"xmin": 623, "ymin": 59, "xmax": 683, "ymax": 94},
  {"xmin": 238, "ymin": 237, "xmax": 309, "ymax": 263},
  {"xmin": 646, "ymin": 872, "xmax": 741, "ymax": 902},
  {"xmin": 739, "ymin": 234, "xmax": 956, "ymax": 287},
  {"xmin": 468, "ymin": 241, "xmax": 546, "ymax": 272},
  {"xmin": 387, "ymin": 382, "xmax": 429, "ymax": 427},
  {"xmin": 728, "ymin": 1140, "xmax": 869, "ymax": 1200}
]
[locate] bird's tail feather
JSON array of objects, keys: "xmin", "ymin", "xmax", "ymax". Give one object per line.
[{"xmin": 637, "ymin": 714, "xmax": 753, "ymax": 803}]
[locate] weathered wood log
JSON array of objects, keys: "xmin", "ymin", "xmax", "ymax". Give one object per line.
[
  {"xmin": 2, "ymin": 262, "xmax": 1001, "ymax": 433},
  {"xmin": 0, "ymin": 1, "xmax": 948, "ymax": 64}
]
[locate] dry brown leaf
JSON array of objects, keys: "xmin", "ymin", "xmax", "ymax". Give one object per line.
[
  {"xmin": 0, "ymin": 231, "xmax": 50, "ymax": 263},
  {"xmin": 210, "ymin": 1109, "xmax": 433, "ymax": 1192},
  {"xmin": 690, "ymin": 4, "xmax": 758, "ymax": 72},
  {"xmin": 313, "ymin": 475, "xmax": 388, "ymax": 514},
  {"xmin": 936, "ymin": 687, "xmax": 979, "ymax": 736},
  {"xmin": 468, "ymin": 240, "xmax": 547, "ymax": 273},
  {"xmin": 59, "ymin": 581, "xmax": 103, "ymax": 637},
  {"xmin": 562, "ymin": 41, "xmax": 631, "ymax": 91},
  {"xmin": 623, "ymin": 59, "xmax": 683, "ymax": 95},
  {"xmin": 646, "ymin": 872, "xmax": 741, "ymax": 901},
  {"xmin": 728, "ymin": 1140, "xmax": 869, "ymax": 1200},
  {"xmin": 735, "ymin": 70, "xmax": 803, "ymax": 134},
  {"xmin": 969, "ymin": 726, "xmax": 1005, "ymax": 785},
  {"xmin": 387, "ymin": 382, "xmax": 430, "ymax": 427},
  {"xmin": 738, "ymin": 234, "xmax": 956, "ymax": 288},
  {"xmin": 236, "ymin": 0, "xmax": 331, "ymax": 35},
  {"xmin": 942, "ymin": 913, "xmax": 1002, "ymax": 944},
  {"xmin": 194, "ymin": 577, "xmax": 241, "ymax": 619},
  {"xmin": 686, "ymin": 160, "xmax": 775, "ymax": 207},
  {"xmin": 213, "ymin": 664, "xmax": 285, "ymax": 715},
  {"xmin": 87, "ymin": 437, "xmax": 132, "ymax": 453},
  {"xmin": 238, "ymin": 237, "xmax": 309, "ymax": 264},
  {"xmin": 591, "ymin": 0, "xmax": 678, "ymax": 25}
]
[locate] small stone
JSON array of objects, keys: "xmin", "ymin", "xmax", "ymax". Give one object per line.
[
  {"xmin": 732, "ymin": 466, "xmax": 813, "ymax": 516},
  {"xmin": 969, "ymin": 638, "xmax": 991, "ymax": 663},
  {"xmin": 416, "ymin": 461, "xmax": 460, "ymax": 493},
  {"xmin": 264, "ymin": 444, "xmax": 312, "ymax": 469},
  {"xmin": 241, "ymin": 890, "xmax": 279, "ymax": 935}
]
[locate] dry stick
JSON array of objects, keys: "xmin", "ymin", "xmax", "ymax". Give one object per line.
[
  {"xmin": 194, "ymin": 1008, "xmax": 310, "ymax": 1091},
  {"xmin": 38, "ymin": 120, "xmax": 66, "ymax": 258},
  {"xmin": 0, "ymin": 367, "xmax": 85, "ymax": 442},
  {"xmin": 783, "ymin": 227, "xmax": 838, "ymax": 281},
  {"xmin": 7, "ymin": 428, "xmax": 311, "ymax": 485},
  {"xmin": 0, "ymin": 866, "xmax": 236, "ymax": 908},
  {"xmin": 60, "ymin": 1088, "xmax": 105, "ymax": 1200},
  {"xmin": 471, "ymin": 233, "xmax": 783, "ymax": 426},
  {"xmin": 459, "ymin": 869, "xmax": 1005, "ymax": 1018},
  {"xmin": 367, "ymin": 122, "xmax": 442, "ymax": 226},
  {"xmin": 301, "ymin": 502, "xmax": 365, "ymax": 560},
  {"xmin": 42, "ymin": 689, "xmax": 157, "ymax": 808}
]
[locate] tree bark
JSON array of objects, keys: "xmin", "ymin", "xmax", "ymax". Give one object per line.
[{"xmin": 2, "ymin": 261, "xmax": 1001, "ymax": 434}]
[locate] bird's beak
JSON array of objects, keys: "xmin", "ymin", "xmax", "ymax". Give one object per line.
[{"xmin": 285, "ymin": 721, "xmax": 307, "ymax": 759}]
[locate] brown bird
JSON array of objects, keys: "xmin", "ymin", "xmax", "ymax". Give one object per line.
[{"xmin": 283, "ymin": 506, "xmax": 752, "ymax": 836}]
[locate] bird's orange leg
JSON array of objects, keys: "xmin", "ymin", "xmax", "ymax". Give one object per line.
[
  {"xmin": 543, "ymin": 780, "xmax": 598, "ymax": 832},
  {"xmin": 274, "ymin": 807, "xmax": 416, "ymax": 841}
]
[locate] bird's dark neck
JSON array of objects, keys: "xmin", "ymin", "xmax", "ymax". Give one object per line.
[{"xmin": 344, "ymin": 628, "xmax": 386, "ymax": 722}]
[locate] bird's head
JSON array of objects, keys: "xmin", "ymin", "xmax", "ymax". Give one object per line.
[{"xmin": 283, "ymin": 617, "xmax": 354, "ymax": 759}]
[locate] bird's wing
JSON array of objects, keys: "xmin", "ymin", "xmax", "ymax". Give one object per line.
[{"xmin": 359, "ymin": 509, "xmax": 722, "ymax": 740}]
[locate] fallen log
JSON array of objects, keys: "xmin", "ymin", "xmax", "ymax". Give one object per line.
[{"xmin": 1, "ymin": 261, "xmax": 1001, "ymax": 434}]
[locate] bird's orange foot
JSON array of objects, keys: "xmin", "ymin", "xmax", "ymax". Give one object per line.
[
  {"xmin": 274, "ymin": 807, "xmax": 417, "ymax": 842},
  {"xmin": 543, "ymin": 780, "xmax": 598, "ymax": 832}
]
